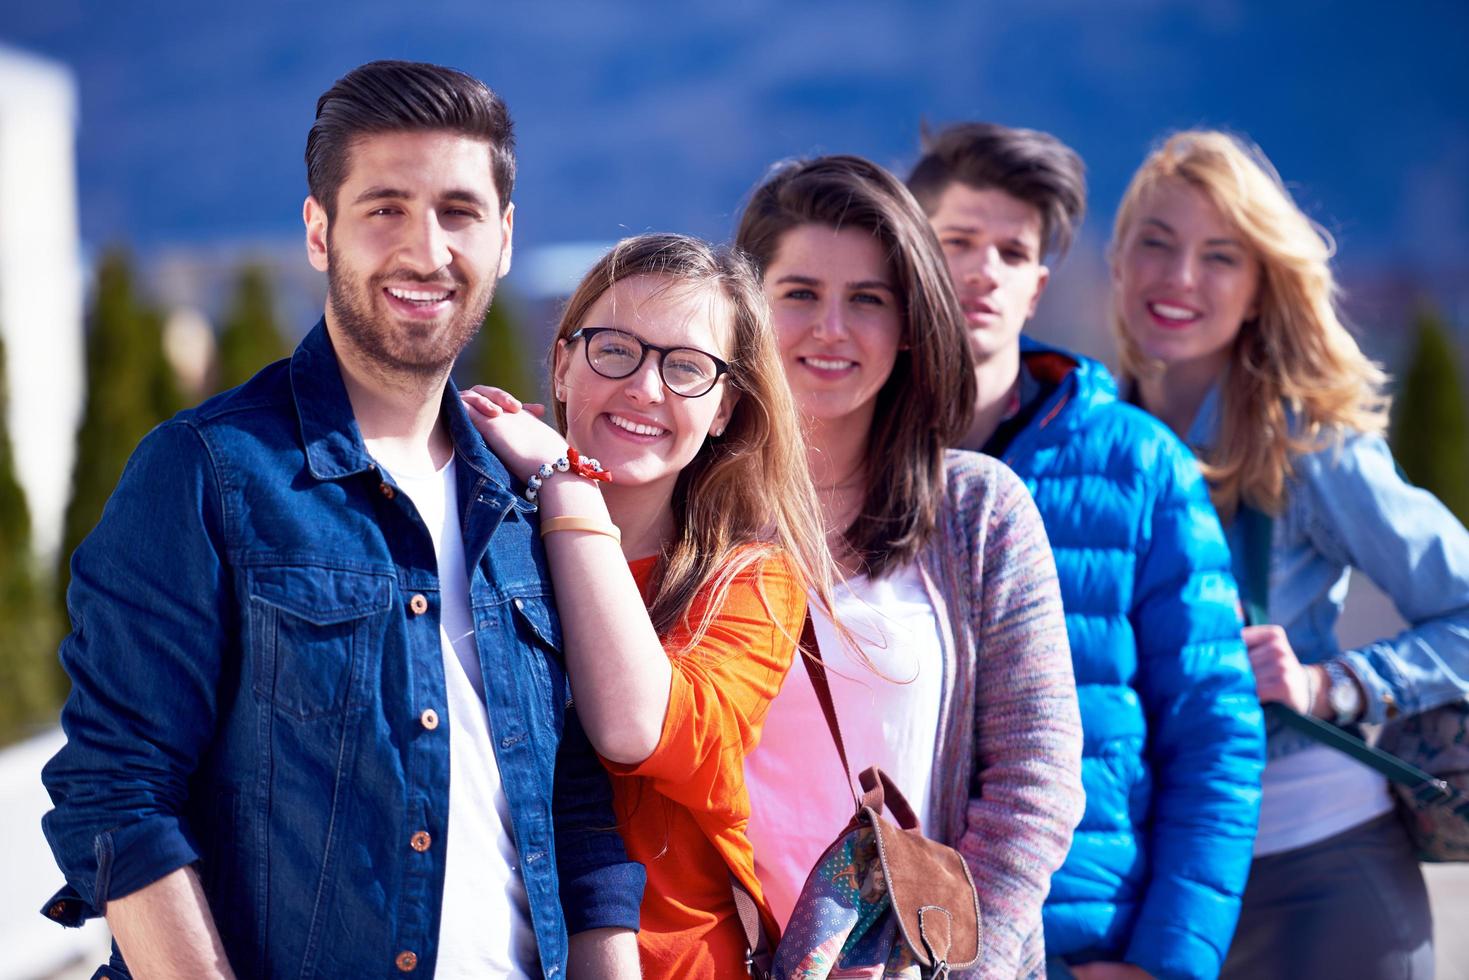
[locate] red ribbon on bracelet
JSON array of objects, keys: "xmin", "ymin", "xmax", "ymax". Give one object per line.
[{"xmin": 567, "ymin": 446, "xmax": 613, "ymax": 483}]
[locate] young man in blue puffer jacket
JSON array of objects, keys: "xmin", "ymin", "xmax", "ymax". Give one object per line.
[{"xmin": 908, "ymin": 124, "xmax": 1266, "ymax": 980}]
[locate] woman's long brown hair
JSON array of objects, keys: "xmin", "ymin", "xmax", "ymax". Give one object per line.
[{"xmin": 735, "ymin": 155, "xmax": 976, "ymax": 577}]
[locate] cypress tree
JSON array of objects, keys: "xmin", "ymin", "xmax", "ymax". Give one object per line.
[
  {"xmin": 56, "ymin": 248, "xmax": 184, "ymax": 614},
  {"xmin": 0, "ymin": 332, "xmax": 62, "ymax": 743},
  {"xmin": 1391, "ymin": 305, "xmax": 1469, "ymax": 523},
  {"xmin": 457, "ymin": 286, "xmax": 541, "ymax": 403},
  {"xmin": 214, "ymin": 262, "xmax": 288, "ymax": 393}
]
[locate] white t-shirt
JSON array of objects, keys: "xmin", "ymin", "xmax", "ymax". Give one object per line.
[
  {"xmin": 384, "ymin": 457, "xmax": 537, "ymax": 978},
  {"xmin": 1253, "ymin": 743, "xmax": 1394, "ymax": 855},
  {"xmin": 743, "ymin": 562, "xmax": 945, "ymax": 928}
]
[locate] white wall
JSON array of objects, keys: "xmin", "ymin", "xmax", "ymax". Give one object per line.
[
  {"xmin": 0, "ymin": 43, "xmax": 84, "ymax": 564},
  {"xmin": 0, "ymin": 729, "xmax": 112, "ymax": 980}
]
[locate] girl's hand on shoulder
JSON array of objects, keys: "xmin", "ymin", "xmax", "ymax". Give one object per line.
[
  {"xmin": 463, "ymin": 384, "xmax": 547, "ymax": 419},
  {"xmin": 462, "ymin": 385, "xmax": 567, "ymax": 482},
  {"xmin": 1069, "ymin": 962, "xmax": 1153, "ymax": 980},
  {"xmin": 1243, "ymin": 623, "xmax": 1324, "ymax": 715}
]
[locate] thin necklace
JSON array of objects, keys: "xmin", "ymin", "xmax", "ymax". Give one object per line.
[{"xmin": 817, "ymin": 478, "xmax": 865, "ymax": 495}]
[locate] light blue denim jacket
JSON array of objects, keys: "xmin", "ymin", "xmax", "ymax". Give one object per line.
[{"xmin": 1188, "ymin": 384, "xmax": 1469, "ymax": 759}]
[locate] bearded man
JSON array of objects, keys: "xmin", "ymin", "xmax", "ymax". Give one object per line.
[{"xmin": 40, "ymin": 60, "xmax": 643, "ymax": 980}]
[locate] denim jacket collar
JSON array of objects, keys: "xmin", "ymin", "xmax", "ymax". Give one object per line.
[
  {"xmin": 289, "ymin": 317, "xmax": 520, "ymax": 507},
  {"xmin": 1185, "ymin": 379, "xmax": 1224, "ymax": 457},
  {"xmin": 291, "ymin": 319, "xmax": 378, "ymax": 481},
  {"xmin": 1185, "ymin": 375, "xmax": 1310, "ymax": 461}
]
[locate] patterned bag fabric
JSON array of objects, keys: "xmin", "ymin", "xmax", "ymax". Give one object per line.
[
  {"xmin": 1378, "ymin": 698, "xmax": 1469, "ymax": 861},
  {"xmin": 771, "ymin": 766, "xmax": 981, "ymax": 979}
]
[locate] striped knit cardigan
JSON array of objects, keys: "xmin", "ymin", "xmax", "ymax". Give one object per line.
[{"xmin": 919, "ymin": 450, "xmax": 1085, "ymax": 978}]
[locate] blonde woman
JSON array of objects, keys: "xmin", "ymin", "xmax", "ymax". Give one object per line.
[
  {"xmin": 464, "ymin": 234, "xmax": 834, "ymax": 978},
  {"xmin": 1111, "ymin": 130, "xmax": 1469, "ymax": 979}
]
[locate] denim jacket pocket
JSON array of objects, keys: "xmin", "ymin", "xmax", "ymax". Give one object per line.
[
  {"xmin": 510, "ymin": 594, "xmax": 571, "ymax": 716},
  {"xmin": 510, "ymin": 593, "xmax": 563, "ymax": 653},
  {"xmin": 247, "ymin": 564, "xmax": 393, "ymax": 721}
]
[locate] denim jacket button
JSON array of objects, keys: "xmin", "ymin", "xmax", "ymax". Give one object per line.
[
  {"xmin": 395, "ymin": 950, "xmax": 418, "ymax": 972},
  {"xmin": 419, "ymin": 708, "xmax": 439, "ymax": 730},
  {"xmin": 379, "ymin": 482, "xmax": 396, "ymax": 500},
  {"xmin": 1384, "ymin": 692, "xmax": 1400, "ymax": 719},
  {"xmin": 410, "ymin": 830, "xmax": 432, "ymax": 852},
  {"xmin": 409, "ymin": 594, "xmax": 429, "ymax": 615}
]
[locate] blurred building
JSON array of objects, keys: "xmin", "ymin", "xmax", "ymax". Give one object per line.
[{"xmin": 0, "ymin": 43, "xmax": 84, "ymax": 563}]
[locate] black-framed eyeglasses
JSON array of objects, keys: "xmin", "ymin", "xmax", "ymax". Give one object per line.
[{"xmin": 568, "ymin": 327, "xmax": 732, "ymax": 398}]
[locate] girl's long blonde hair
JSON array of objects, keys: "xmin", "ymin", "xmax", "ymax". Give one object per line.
[
  {"xmin": 552, "ymin": 233, "xmax": 835, "ymax": 648},
  {"xmin": 1111, "ymin": 130, "xmax": 1390, "ymax": 522}
]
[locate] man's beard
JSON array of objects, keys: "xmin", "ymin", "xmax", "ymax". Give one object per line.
[{"xmin": 326, "ymin": 241, "xmax": 495, "ymax": 384}]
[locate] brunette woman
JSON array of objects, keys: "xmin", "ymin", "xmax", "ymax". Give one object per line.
[
  {"xmin": 464, "ymin": 233, "xmax": 834, "ymax": 978},
  {"xmin": 1111, "ymin": 130, "xmax": 1469, "ymax": 980},
  {"xmin": 734, "ymin": 155, "xmax": 1085, "ymax": 978}
]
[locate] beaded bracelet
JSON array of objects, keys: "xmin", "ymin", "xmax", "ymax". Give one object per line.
[{"xmin": 524, "ymin": 446, "xmax": 612, "ymax": 502}]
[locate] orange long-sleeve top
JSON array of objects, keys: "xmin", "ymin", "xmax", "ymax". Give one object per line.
[{"xmin": 606, "ymin": 549, "xmax": 805, "ymax": 979}]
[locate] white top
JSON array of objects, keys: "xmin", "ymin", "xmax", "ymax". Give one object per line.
[
  {"xmin": 1253, "ymin": 743, "xmax": 1394, "ymax": 855},
  {"xmin": 384, "ymin": 457, "xmax": 537, "ymax": 978},
  {"xmin": 743, "ymin": 562, "xmax": 945, "ymax": 928}
]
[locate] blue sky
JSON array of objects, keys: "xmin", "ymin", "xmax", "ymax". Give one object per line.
[{"xmin": 5, "ymin": 0, "xmax": 1468, "ymax": 276}]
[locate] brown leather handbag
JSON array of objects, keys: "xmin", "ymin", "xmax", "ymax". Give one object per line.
[{"xmin": 734, "ymin": 617, "xmax": 982, "ymax": 978}]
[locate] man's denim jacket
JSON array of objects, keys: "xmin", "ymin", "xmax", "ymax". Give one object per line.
[
  {"xmin": 41, "ymin": 321, "xmax": 644, "ymax": 978},
  {"xmin": 1188, "ymin": 384, "xmax": 1469, "ymax": 760}
]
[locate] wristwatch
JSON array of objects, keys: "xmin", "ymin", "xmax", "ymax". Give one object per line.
[{"xmin": 1323, "ymin": 660, "xmax": 1364, "ymax": 725}]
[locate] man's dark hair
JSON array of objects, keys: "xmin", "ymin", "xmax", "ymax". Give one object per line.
[
  {"xmin": 306, "ymin": 60, "xmax": 516, "ymax": 217},
  {"xmin": 907, "ymin": 122, "xmax": 1086, "ymax": 260}
]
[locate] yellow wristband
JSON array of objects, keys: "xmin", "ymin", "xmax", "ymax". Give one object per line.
[{"xmin": 540, "ymin": 515, "xmax": 622, "ymax": 544}]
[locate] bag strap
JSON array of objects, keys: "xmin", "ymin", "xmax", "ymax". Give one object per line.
[
  {"xmin": 856, "ymin": 766, "xmax": 920, "ymax": 830},
  {"xmin": 1264, "ymin": 703, "xmax": 1463, "ymax": 808},
  {"xmin": 1239, "ymin": 507, "xmax": 1464, "ymax": 812},
  {"xmin": 1238, "ymin": 504, "xmax": 1273, "ymax": 629},
  {"xmin": 730, "ymin": 875, "xmax": 772, "ymax": 979},
  {"xmin": 801, "ymin": 612, "xmax": 859, "ymax": 806}
]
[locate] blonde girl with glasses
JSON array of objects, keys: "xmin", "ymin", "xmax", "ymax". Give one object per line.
[{"xmin": 464, "ymin": 233, "xmax": 835, "ymax": 978}]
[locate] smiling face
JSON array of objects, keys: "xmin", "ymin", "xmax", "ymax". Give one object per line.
[
  {"xmin": 762, "ymin": 224, "xmax": 904, "ymax": 433},
  {"xmin": 1113, "ymin": 177, "xmax": 1262, "ymax": 378},
  {"xmin": 927, "ymin": 183, "xmax": 1049, "ymax": 364},
  {"xmin": 305, "ymin": 128, "xmax": 514, "ymax": 382},
  {"xmin": 552, "ymin": 274, "xmax": 737, "ymax": 499}
]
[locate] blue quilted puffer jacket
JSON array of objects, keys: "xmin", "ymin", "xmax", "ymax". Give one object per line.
[{"xmin": 989, "ymin": 339, "xmax": 1265, "ymax": 980}]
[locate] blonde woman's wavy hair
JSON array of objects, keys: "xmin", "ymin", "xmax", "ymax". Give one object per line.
[
  {"xmin": 551, "ymin": 233, "xmax": 835, "ymax": 649},
  {"xmin": 1111, "ymin": 130, "xmax": 1390, "ymax": 522}
]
